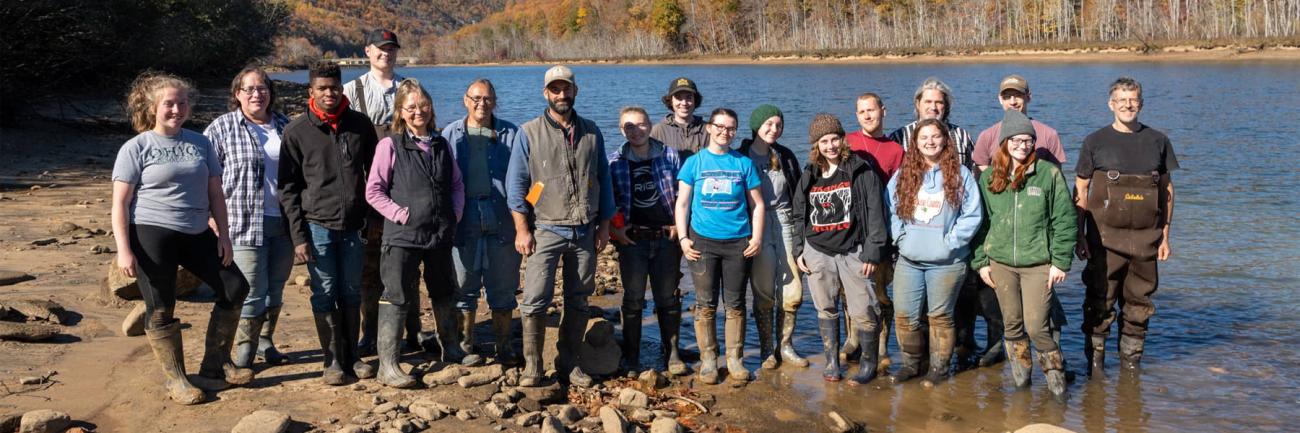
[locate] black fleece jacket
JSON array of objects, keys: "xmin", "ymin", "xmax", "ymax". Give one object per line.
[{"xmin": 790, "ymin": 154, "xmax": 888, "ymax": 264}]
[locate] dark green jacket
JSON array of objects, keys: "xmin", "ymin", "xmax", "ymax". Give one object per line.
[{"xmin": 971, "ymin": 160, "xmax": 1077, "ymax": 271}]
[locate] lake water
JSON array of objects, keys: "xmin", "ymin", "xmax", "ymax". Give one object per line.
[{"xmin": 274, "ymin": 61, "xmax": 1300, "ymax": 432}]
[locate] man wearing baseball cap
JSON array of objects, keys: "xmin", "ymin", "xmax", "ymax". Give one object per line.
[
  {"xmin": 650, "ymin": 77, "xmax": 707, "ymax": 159},
  {"xmin": 506, "ymin": 65, "xmax": 615, "ymax": 387},
  {"xmin": 973, "ymin": 74, "xmax": 1067, "ymax": 172}
]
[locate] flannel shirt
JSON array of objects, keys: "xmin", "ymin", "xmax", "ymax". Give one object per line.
[
  {"xmin": 888, "ymin": 120, "xmax": 976, "ymax": 171},
  {"xmin": 607, "ymin": 138, "xmax": 681, "ymax": 225},
  {"xmin": 204, "ymin": 110, "xmax": 291, "ymax": 247}
]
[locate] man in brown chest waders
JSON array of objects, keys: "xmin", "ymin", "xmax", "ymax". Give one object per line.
[{"xmin": 1075, "ymin": 77, "xmax": 1179, "ymax": 377}]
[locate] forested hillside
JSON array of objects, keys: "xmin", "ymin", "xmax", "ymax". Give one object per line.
[{"xmin": 272, "ymin": 0, "xmax": 507, "ymax": 66}]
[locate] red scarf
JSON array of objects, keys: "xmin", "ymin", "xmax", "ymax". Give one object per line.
[{"xmin": 309, "ymin": 96, "xmax": 350, "ymax": 131}]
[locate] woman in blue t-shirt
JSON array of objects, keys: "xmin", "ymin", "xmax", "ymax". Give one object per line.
[
  {"xmin": 111, "ymin": 72, "xmax": 251, "ymax": 404},
  {"xmin": 675, "ymin": 108, "xmax": 765, "ymax": 385}
]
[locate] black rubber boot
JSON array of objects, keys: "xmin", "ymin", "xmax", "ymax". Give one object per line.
[
  {"xmin": 258, "ymin": 306, "xmax": 288, "ymax": 365},
  {"xmin": 194, "ymin": 307, "xmax": 252, "ymax": 389},
  {"xmin": 695, "ymin": 306, "xmax": 719, "ymax": 384},
  {"xmin": 890, "ymin": 317, "xmax": 923, "ymax": 384},
  {"xmin": 145, "ymin": 321, "xmax": 205, "ymax": 405},
  {"xmin": 491, "ymin": 310, "xmax": 518, "ymax": 365},
  {"xmin": 976, "ymin": 283, "xmax": 1005, "ymax": 367},
  {"xmin": 724, "ymin": 308, "xmax": 750, "ymax": 383},
  {"xmin": 755, "ymin": 307, "xmax": 776, "ymax": 369},
  {"xmin": 849, "ymin": 321, "xmax": 879, "ymax": 385},
  {"xmin": 1119, "ymin": 334, "xmax": 1144, "ymax": 371},
  {"xmin": 778, "ymin": 309, "xmax": 810, "ymax": 368},
  {"xmin": 458, "ymin": 309, "xmax": 484, "ymax": 366},
  {"xmin": 313, "ymin": 311, "xmax": 348, "ymax": 385},
  {"xmin": 839, "ymin": 305, "xmax": 861, "ymax": 364},
  {"xmin": 432, "ymin": 303, "xmax": 469, "ymax": 363},
  {"xmin": 404, "ymin": 301, "xmax": 421, "ymax": 352},
  {"xmin": 921, "ymin": 315, "xmax": 955, "ymax": 388},
  {"xmin": 558, "ymin": 305, "xmax": 593, "ymax": 386},
  {"xmin": 1040, "ymin": 349, "xmax": 1068, "ymax": 401},
  {"xmin": 341, "ymin": 306, "xmax": 375, "ymax": 379},
  {"xmin": 358, "ymin": 287, "xmax": 379, "ymax": 357},
  {"xmin": 1005, "ymin": 338, "xmax": 1032, "ymax": 388},
  {"xmin": 657, "ymin": 308, "xmax": 687, "ymax": 376},
  {"xmin": 519, "ymin": 313, "xmax": 545, "ymax": 387},
  {"xmin": 232, "ymin": 314, "xmax": 264, "ymax": 369},
  {"xmin": 621, "ymin": 308, "xmax": 643, "ymax": 373},
  {"xmin": 376, "ymin": 303, "xmax": 417, "ymax": 388},
  {"xmin": 1085, "ymin": 333, "xmax": 1107, "ymax": 377},
  {"xmin": 818, "ymin": 317, "xmax": 842, "ymax": 382}
]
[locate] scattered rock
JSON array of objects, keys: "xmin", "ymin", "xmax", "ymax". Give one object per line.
[
  {"xmin": 17, "ymin": 410, "xmax": 70, "ymax": 433},
  {"xmin": 598, "ymin": 406, "xmax": 626, "ymax": 433},
  {"xmin": 455, "ymin": 410, "xmax": 477, "ymax": 421},
  {"xmin": 490, "ymin": 393, "xmax": 513, "ymax": 406},
  {"xmin": 231, "ymin": 410, "xmax": 291, "ymax": 433},
  {"xmin": 29, "ymin": 239, "xmax": 57, "ymax": 246},
  {"xmin": 122, "ymin": 302, "xmax": 147, "ymax": 336},
  {"xmin": 422, "ymin": 365, "xmax": 468, "ymax": 386},
  {"xmin": 517, "ymin": 382, "xmax": 566, "ymax": 404},
  {"xmin": 519, "ymin": 397, "xmax": 544, "ymax": 413},
  {"xmin": 578, "ymin": 319, "xmax": 621, "ymax": 376},
  {"xmin": 650, "ymin": 411, "xmax": 676, "ymax": 419},
  {"xmin": 334, "ymin": 425, "xmax": 365, "ymax": 433},
  {"xmin": 373, "ymin": 402, "xmax": 399, "ymax": 415},
  {"xmin": 0, "ymin": 322, "xmax": 60, "ymax": 342},
  {"xmin": 458, "ymin": 372, "xmax": 497, "ymax": 388},
  {"xmin": 541, "ymin": 415, "xmax": 567, "ymax": 433},
  {"xmin": 472, "ymin": 363, "xmax": 505, "ymax": 379},
  {"xmin": 483, "ymin": 402, "xmax": 514, "ymax": 419},
  {"xmin": 638, "ymin": 370, "xmax": 667, "ymax": 389},
  {"xmin": 0, "ymin": 299, "xmax": 69, "ymax": 324},
  {"xmin": 515, "ymin": 411, "xmax": 544, "ymax": 427},
  {"xmin": 554, "ymin": 405, "xmax": 584, "ymax": 426},
  {"xmin": 617, "ymin": 388, "xmax": 649, "ymax": 408},
  {"xmin": 91, "ymin": 245, "xmax": 113, "ymax": 254},
  {"xmin": 648, "ymin": 418, "xmax": 683, "ymax": 433},
  {"xmin": 503, "ymin": 388, "xmax": 523, "ymax": 402},
  {"xmin": 18, "ymin": 377, "xmax": 44, "ymax": 385},
  {"xmin": 409, "ymin": 400, "xmax": 452, "ymax": 421},
  {"xmin": 1, "ymin": 413, "xmax": 21, "ymax": 433},
  {"xmin": 0, "ymin": 271, "xmax": 35, "ymax": 287},
  {"xmin": 628, "ymin": 408, "xmax": 654, "ymax": 423},
  {"xmin": 826, "ymin": 411, "xmax": 859, "ymax": 433}
]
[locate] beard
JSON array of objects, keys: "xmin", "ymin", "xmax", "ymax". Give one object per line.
[{"xmin": 548, "ymin": 98, "xmax": 573, "ymax": 115}]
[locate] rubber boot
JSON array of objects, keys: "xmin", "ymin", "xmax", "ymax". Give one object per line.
[
  {"xmin": 458, "ymin": 309, "xmax": 484, "ymax": 366},
  {"xmin": 890, "ymin": 317, "xmax": 923, "ymax": 384},
  {"xmin": 979, "ymin": 327, "xmax": 1007, "ymax": 367},
  {"xmin": 358, "ymin": 287, "xmax": 379, "ymax": 357},
  {"xmin": 755, "ymin": 307, "xmax": 776, "ymax": 369},
  {"xmin": 621, "ymin": 308, "xmax": 643, "ymax": 372},
  {"xmin": 313, "ymin": 311, "xmax": 348, "ymax": 385},
  {"xmin": 1119, "ymin": 334, "xmax": 1144, "ymax": 371},
  {"xmin": 818, "ymin": 317, "xmax": 841, "ymax": 382},
  {"xmin": 232, "ymin": 314, "xmax": 264, "ymax": 369},
  {"xmin": 1040, "ymin": 349, "xmax": 1068, "ymax": 401},
  {"xmin": 519, "ymin": 313, "xmax": 545, "ymax": 387},
  {"xmin": 724, "ymin": 308, "xmax": 750, "ymax": 382},
  {"xmin": 194, "ymin": 307, "xmax": 252, "ymax": 389},
  {"xmin": 778, "ymin": 309, "xmax": 809, "ymax": 367},
  {"xmin": 877, "ymin": 302, "xmax": 894, "ymax": 372},
  {"xmin": 376, "ymin": 303, "xmax": 417, "ymax": 388},
  {"xmin": 921, "ymin": 315, "xmax": 955, "ymax": 388},
  {"xmin": 1005, "ymin": 338, "xmax": 1032, "ymax": 388},
  {"xmin": 557, "ymin": 305, "xmax": 593, "ymax": 386},
  {"xmin": 432, "ymin": 303, "xmax": 469, "ymax": 364},
  {"xmin": 491, "ymin": 310, "xmax": 518, "ymax": 365},
  {"xmin": 694, "ymin": 306, "xmax": 719, "ymax": 384},
  {"xmin": 1084, "ymin": 333, "xmax": 1107, "ymax": 377},
  {"xmin": 258, "ymin": 306, "xmax": 288, "ymax": 365},
  {"xmin": 657, "ymin": 308, "xmax": 687, "ymax": 376},
  {"xmin": 341, "ymin": 306, "xmax": 375, "ymax": 379},
  {"xmin": 839, "ymin": 310, "xmax": 861, "ymax": 363},
  {"xmin": 145, "ymin": 321, "xmax": 205, "ymax": 405},
  {"xmin": 404, "ymin": 301, "xmax": 421, "ymax": 352},
  {"xmin": 849, "ymin": 321, "xmax": 879, "ymax": 385}
]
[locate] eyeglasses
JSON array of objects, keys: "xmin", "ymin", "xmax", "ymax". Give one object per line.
[
  {"xmin": 1110, "ymin": 97, "xmax": 1141, "ymax": 106},
  {"xmin": 466, "ymin": 95, "xmax": 496, "ymax": 105},
  {"xmin": 1007, "ymin": 137, "xmax": 1034, "ymax": 147},
  {"xmin": 622, "ymin": 122, "xmax": 650, "ymax": 130},
  {"xmin": 401, "ymin": 105, "xmax": 432, "ymax": 113},
  {"xmin": 710, "ymin": 123, "xmax": 738, "ymax": 134},
  {"xmin": 239, "ymin": 86, "xmax": 270, "ymax": 94}
]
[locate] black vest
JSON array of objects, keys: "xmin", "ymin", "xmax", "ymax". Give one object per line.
[{"xmin": 382, "ymin": 133, "xmax": 456, "ymax": 249}]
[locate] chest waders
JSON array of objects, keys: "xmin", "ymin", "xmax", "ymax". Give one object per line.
[{"xmin": 1082, "ymin": 170, "xmax": 1165, "ymax": 374}]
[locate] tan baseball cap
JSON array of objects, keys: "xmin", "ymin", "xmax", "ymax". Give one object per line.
[
  {"xmin": 544, "ymin": 65, "xmax": 575, "ymax": 87},
  {"xmin": 999, "ymin": 74, "xmax": 1029, "ymax": 94}
]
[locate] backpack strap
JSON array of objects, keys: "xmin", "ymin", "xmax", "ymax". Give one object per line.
[{"xmin": 351, "ymin": 74, "xmax": 369, "ymax": 117}]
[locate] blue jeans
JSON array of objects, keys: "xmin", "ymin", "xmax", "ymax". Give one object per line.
[
  {"xmin": 891, "ymin": 257, "xmax": 967, "ymax": 329},
  {"xmin": 454, "ymin": 197, "xmax": 521, "ymax": 311},
  {"xmin": 615, "ymin": 236, "xmax": 683, "ymax": 315},
  {"xmin": 234, "ymin": 216, "xmax": 295, "ymax": 318},
  {"xmin": 306, "ymin": 223, "xmax": 364, "ymax": 312}
]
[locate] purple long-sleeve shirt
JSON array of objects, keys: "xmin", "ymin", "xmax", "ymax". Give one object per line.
[{"xmin": 366, "ymin": 135, "xmax": 464, "ymax": 225}]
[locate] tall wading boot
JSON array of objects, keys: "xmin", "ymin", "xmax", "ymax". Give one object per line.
[
  {"xmin": 921, "ymin": 316, "xmax": 955, "ymax": 388},
  {"xmin": 977, "ymin": 285, "xmax": 1006, "ymax": 367},
  {"xmin": 193, "ymin": 308, "xmax": 253, "ymax": 390},
  {"xmin": 491, "ymin": 310, "xmax": 518, "ymax": 365},
  {"xmin": 1005, "ymin": 339, "xmax": 1032, "ymax": 388},
  {"xmin": 312, "ymin": 311, "xmax": 347, "ymax": 385},
  {"xmin": 817, "ymin": 317, "xmax": 842, "ymax": 382},
  {"xmin": 1084, "ymin": 333, "xmax": 1107, "ymax": 377},
  {"xmin": 341, "ymin": 307, "xmax": 375, "ymax": 379},
  {"xmin": 778, "ymin": 310, "xmax": 809, "ymax": 367},
  {"xmin": 1119, "ymin": 334, "xmax": 1145, "ymax": 371},
  {"xmin": 755, "ymin": 307, "xmax": 776, "ymax": 369},
  {"xmin": 724, "ymin": 309, "xmax": 751, "ymax": 382},
  {"xmin": 432, "ymin": 303, "xmax": 469, "ymax": 364},
  {"xmin": 145, "ymin": 321, "xmax": 205, "ymax": 405},
  {"xmin": 258, "ymin": 306, "xmax": 288, "ymax": 365},
  {"xmin": 877, "ymin": 303, "xmax": 894, "ymax": 371},
  {"xmin": 657, "ymin": 309, "xmax": 688, "ymax": 376},
  {"xmin": 621, "ymin": 308, "xmax": 643, "ymax": 372},
  {"xmin": 232, "ymin": 314, "xmax": 265, "ymax": 369},
  {"xmin": 519, "ymin": 314, "xmax": 545, "ymax": 387},
  {"xmin": 557, "ymin": 305, "xmax": 593, "ymax": 386},
  {"xmin": 358, "ymin": 288, "xmax": 379, "ymax": 357},
  {"xmin": 890, "ymin": 317, "xmax": 924, "ymax": 384},
  {"xmin": 404, "ymin": 302, "xmax": 421, "ymax": 351},
  {"xmin": 1039, "ymin": 349, "xmax": 1068, "ymax": 401},
  {"xmin": 839, "ymin": 307, "xmax": 861, "ymax": 363},
  {"xmin": 849, "ymin": 322, "xmax": 879, "ymax": 385},
  {"xmin": 375, "ymin": 303, "xmax": 417, "ymax": 388},
  {"xmin": 694, "ymin": 307, "xmax": 720, "ymax": 384},
  {"xmin": 458, "ymin": 309, "xmax": 484, "ymax": 366}
]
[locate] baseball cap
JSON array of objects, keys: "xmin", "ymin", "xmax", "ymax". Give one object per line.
[
  {"xmin": 544, "ymin": 65, "xmax": 575, "ymax": 87},
  {"xmin": 661, "ymin": 77, "xmax": 702, "ymax": 109},
  {"xmin": 999, "ymin": 74, "xmax": 1029, "ymax": 94},
  {"xmin": 367, "ymin": 28, "xmax": 400, "ymax": 49}
]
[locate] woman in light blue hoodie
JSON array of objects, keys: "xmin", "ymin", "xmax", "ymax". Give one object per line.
[{"xmin": 885, "ymin": 118, "xmax": 982, "ymax": 388}]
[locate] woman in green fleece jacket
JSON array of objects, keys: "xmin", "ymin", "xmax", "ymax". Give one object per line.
[{"xmin": 971, "ymin": 109, "xmax": 1076, "ymax": 401}]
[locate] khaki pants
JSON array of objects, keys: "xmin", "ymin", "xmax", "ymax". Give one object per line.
[{"xmin": 989, "ymin": 262, "xmax": 1057, "ymax": 352}]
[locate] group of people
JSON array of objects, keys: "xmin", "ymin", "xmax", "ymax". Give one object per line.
[{"xmin": 111, "ymin": 28, "xmax": 1178, "ymax": 406}]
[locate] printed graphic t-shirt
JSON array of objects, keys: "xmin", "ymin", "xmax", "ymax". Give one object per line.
[
  {"xmin": 112, "ymin": 129, "xmax": 222, "ymax": 234},
  {"xmin": 678, "ymin": 149, "xmax": 762, "ymax": 240},
  {"xmin": 806, "ymin": 167, "xmax": 860, "ymax": 255},
  {"xmin": 628, "ymin": 159, "xmax": 673, "ymax": 226}
]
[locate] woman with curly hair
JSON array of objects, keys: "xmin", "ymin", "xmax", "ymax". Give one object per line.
[
  {"xmin": 885, "ymin": 118, "xmax": 982, "ymax": 387},
  {"xmin": 112, "ymin": 71, "xmax": 251, "ymax": 404}
]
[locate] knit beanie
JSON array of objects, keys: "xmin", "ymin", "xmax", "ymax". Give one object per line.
[
  {"xmin": 748, "ymin": 104, "xmax": 783, "ymax": 135},
  {"xmin": 807, "ymin": 113, "xmax": 845, "ymax": 144},
  {"xmin": 998, "ymin": 109, "xmax": 1036, "ymax": 144}
]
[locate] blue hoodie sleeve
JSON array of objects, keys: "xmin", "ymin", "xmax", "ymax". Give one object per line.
[
  {"xmin": 506, "ymin": 131, "xmax": 533, "ymax": 214},
  {"xmin": 945, "ymin": 167, "xmax": 984, "ymax": 251},
  {"xmin": 886, "ymin": 174, "xmax": 905, "ymax": 243}
]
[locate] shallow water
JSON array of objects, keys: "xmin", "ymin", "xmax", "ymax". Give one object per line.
[{"xmin": 276, "ymin": 61, "xmax": 1300, "ymax": 432}]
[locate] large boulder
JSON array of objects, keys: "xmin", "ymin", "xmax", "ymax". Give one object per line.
[
  {"xmin": 17, "ymin": 410, "xmax": 70, "ymax": 433},
  {"xmin": 0, "ymin": 322, "xmax": 60, "ymax": 342},
  {"xmin": 103, "ymin": 258, "xmax": 201, "ymax": 301}
]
